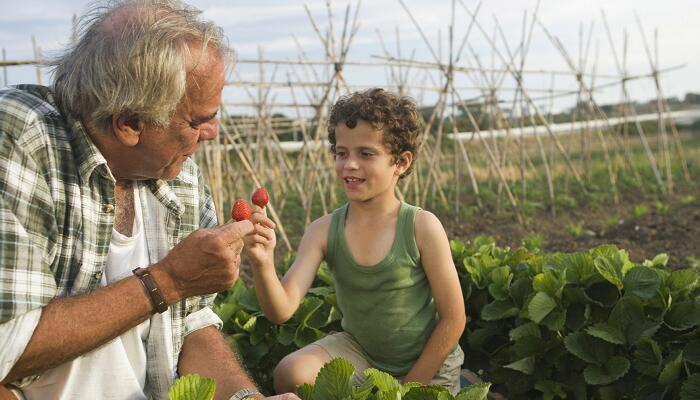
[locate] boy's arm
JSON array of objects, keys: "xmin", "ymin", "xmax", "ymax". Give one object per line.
[
  {"xmin": 403, "ymin": 211, "xmax": 466, "ymax": 385},
  {"xmin": 247, "ymin": 212, "xmax": 331, "ymax": 324}
]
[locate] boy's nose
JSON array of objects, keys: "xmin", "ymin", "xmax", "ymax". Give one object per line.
[{"xmin": 344, "ymin": 158, "xmax": 359, "ymax": 169}]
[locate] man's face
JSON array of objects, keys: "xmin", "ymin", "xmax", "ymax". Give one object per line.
[{"xmin": 125, "ymin": 47, "xmax": 225, "ymax": 180}]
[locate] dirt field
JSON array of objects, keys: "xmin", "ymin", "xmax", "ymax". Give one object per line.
[{"xmin": 441, "ymin": 188, "xmax": 700, "ymax": 269}]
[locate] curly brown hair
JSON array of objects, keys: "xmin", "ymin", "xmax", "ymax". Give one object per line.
[{"xmin": 328, "ymin": 88, "xmax": 422, "ymax": 178}]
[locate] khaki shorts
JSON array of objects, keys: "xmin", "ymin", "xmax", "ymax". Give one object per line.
[{"xmin": 312, "ymin": 331, "xmax": 465, "ymax": 395}]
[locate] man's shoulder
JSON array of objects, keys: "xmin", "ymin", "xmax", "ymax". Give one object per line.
[{"xmin": 0, "ymin": 85, "xmax": 65, "ymax": 142}]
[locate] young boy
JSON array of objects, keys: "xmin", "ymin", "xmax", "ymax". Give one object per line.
[{"xmin": 244, "ymin": 88, "xmax": 466, "ymax": 395}]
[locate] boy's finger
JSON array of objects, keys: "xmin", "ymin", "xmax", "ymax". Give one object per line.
[
  {"xmin": 250, "ymin": 204, "xmax": 268, "ymax": 216},
  {"xmin": 250, "ymin": 213, "xmax": 275, "ymax": 229}
]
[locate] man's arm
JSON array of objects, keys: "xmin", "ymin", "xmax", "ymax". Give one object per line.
[
  {"xmin": 178, "ymin": 326, "xmax": 262, "ymax": 400},
  {"xmin": 1, "ymin": 221, "xmax": 254, "ymax": 385},
  {"xmin": 1, "ymin": 274, "xmax": 152, "ymax": 384},
  {"xmin": 178, "ymin": 326, "xmax": 300, "ymax": 400}
]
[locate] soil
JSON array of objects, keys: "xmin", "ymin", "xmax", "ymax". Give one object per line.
[{"xmin": 439, "ymin": 188, "xmax": 700, "ymax": 269}]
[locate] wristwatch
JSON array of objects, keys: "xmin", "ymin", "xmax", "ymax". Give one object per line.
[{"xmin": 229, "ymin": 388, "xmax": 260, "ymax": 400}]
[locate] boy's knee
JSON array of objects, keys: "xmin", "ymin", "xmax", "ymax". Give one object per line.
[{"xmin": 273, "ymin": 350, "xmax": 325, "ymax": 394}]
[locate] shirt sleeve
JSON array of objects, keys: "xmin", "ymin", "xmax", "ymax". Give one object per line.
[
  {"xmin": 0, "ymin": 125, "xmax": 58, "ymax": 324},
  {"xmin": 0, "ymin": 308, "xmax": 41, "ymax": 381},
  {"xmin": 183, "ymin": 306, "xmax": 223, "ymax": 337}
]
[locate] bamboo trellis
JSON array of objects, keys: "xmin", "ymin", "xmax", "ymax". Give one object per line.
[{"xmin": 2, "ymin": 1, "xmax": 694, "ymax": 251}]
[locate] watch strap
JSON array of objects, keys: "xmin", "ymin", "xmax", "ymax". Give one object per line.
[
  {"xmin": 132, "ymin": 267, "xmax": 168, "ymax": 314},
  {"xmin": 229, "ymin": 388, "xmax": 260, "ymax": 400}
]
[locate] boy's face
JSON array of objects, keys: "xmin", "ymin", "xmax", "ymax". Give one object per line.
[{"xmin": 333, "ymin": 119, "xmax": 410, "ymax": 202}]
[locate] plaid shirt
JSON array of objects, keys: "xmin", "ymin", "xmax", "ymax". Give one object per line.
[{"xmin": 0, "ymin": 85, "xmax": 221, "ymax": 398}]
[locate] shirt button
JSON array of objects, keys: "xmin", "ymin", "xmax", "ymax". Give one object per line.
[
  {"xmin": 94, "ymin": 271, "xmax": 103, "ymax": 280},
  {"xmin": 102, "ymin": 204, "xmax": 115, "ymax": 213}
]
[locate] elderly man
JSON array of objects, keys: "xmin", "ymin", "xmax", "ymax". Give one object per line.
[{"xmin": 0, "ymin": 1, "xmax": 298, "ymax": 399}]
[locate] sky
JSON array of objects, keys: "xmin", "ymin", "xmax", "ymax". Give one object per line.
[{"xmin": 1, "ymin": 0, "xmax": 698, "ymax": 116}]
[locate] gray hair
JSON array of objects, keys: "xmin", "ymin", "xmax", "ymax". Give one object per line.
[{"xmin": 49, "ymin": 0, "xmax": 232, "ymax": 132}]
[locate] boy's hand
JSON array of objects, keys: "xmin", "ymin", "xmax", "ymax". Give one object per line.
[{"xmin": 243, "ymin": 204, "xmax": 277, "ymax": 269}]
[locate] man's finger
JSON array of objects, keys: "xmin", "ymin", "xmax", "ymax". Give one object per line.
[{"xmin": 218, "ymin": 219, "xmax": 254, "ymax": 238}]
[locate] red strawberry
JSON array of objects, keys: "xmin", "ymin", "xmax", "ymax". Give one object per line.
[
  {"xmin": 231, "ymin": 199, "xmax": 252, "ymax": 221},
  {"xmin": 251, "ymin": 187, "xmax": 269, "ymax": 208}
]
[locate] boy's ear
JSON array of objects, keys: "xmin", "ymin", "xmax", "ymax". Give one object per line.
[
  {"xmin": 112, "ymin": 113, "xmax": 144, "ymax": 147},
  {"xmin": 395, "ymin": 150, "xmax": 414, "ymax": 176}
]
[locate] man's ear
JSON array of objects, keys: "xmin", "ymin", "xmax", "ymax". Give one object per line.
[
  {"xmin": 395, "ymin": 150, "xmax": 414, "ymax": 176},
  {"xmin": 112, "ymin": 113, "xmax": 144, "ymax": 147}
]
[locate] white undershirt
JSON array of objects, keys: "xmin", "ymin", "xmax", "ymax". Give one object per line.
[{"xmin": 20, "ymin": 186, "xmax": 151, "ymax": 400}]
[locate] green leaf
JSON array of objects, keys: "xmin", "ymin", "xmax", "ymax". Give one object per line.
[
  {"xmin": 541, "ymin": 308, "xmax": 567, "ymax": 331},
  {"xmin": 455, "ymin": 383, "xmax": 491, "ymax": 400},
  {"xmin": 535, "ymin": 380, "xmax": 567, "ymax": 400},
  {"xmin": 488, "ymin": 266, "xmax": 514, "ymax": 301},
  {"xmin": 594, "ymin": 256, "xmax": 623, "ymax": 290},
  {"xmin": 583, "ymin": 356, "xmax": 630, "ymax": 385},
  {"xmin": 277, "ymin": 325, "xmax": 296, "ymax": 346},
  {"xmin": 586, "ymin": 322, "xmax": 626, "ymax": 345},
  {"xmin": 533, "ymin": 269, "xmax": 565, "ymax": 299},
  {"xmin": 294, "ymin": 297, "xmax": 324, "ymax": 325},
  {"xmin": 565, "ymin": 332, "xmax": 612, "ymax": 365},
  {"xmin": 168, "ymin": 374, "xmax": 216, "ymax": 400},
  {"xmin": 509, "ymin": 322, "xmax": 542, "ymax": 341},
  {"xmin": 584, "ymin": 281, "xmax": 619, "ymax": 307},
  {"xmin": 312, "ymin": 358, "xmax": 354, "ymax": 400},
  {"xmin": 464, "ymin": 257, "xmax": 486, "ymax": 289},
  {"xmin": 565, "ymin": 302, "xmax": 588, "ymax": 331},
  {"xmin": 668, "ymin": 269, "xmax": 699, "ymax": 296},
  {"xmin": 504, "ymin": 357, "xmax": 535, "ymax": 375},
  {"xmin": 404, "ymin": 385, "xmax": 452, "ymax": 400},
  {"xmin": 665, "ymin": 300, "xmax": 700, "ymax": 331},
  {"xmin": 680, "ymin": 374, "xmax": 700, "ymax": 400},
  {"xmin": 512, "ymin": 335, "xmax": 544, "ymax": 359},
  {"xmin": 296, "ymin": 383, "xmax": 313, "ymax": 400},
  {"xmin": 528, "ymin": 292, "xmax": 558, "ymax": 323},
  {"xmin": 364, "ymin": 368, "xmax": 401, "ymax": 393},
  {"xmin": 652, "ymin": 253, "xmax": 670, "ymax": 267},
  {"xmin": 623, "ymin": 267, "xmax": 661, "ymax": 299},
  {"xmin": 239, "ymin": 286, "xmax": 262, "ymax": 311},
  {"xmin": 683, "ymin": 341, "xmax": 700, "ymax": 366},
  {"xmin": 508, "ymin": 277, "xmax": 532, "ymax": 308},
  {"xmin": 658, "ymin": 352, "xmax": 683, "ymax": 385},
  {"xmin": 551, "ymin": 252, "xmax": 596, "ymax": 284},
  {"xmin": 481, "ymin": 299, "xmax": 519, "ymax": 321},
  {"xmin": 633, "ymin": 339, "xmax": 663, "ymax": 377},
  {"xmin": 450, "ymin": 240, "xmax": 467, "ymax": 259}
]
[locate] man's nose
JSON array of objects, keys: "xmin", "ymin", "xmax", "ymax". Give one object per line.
[{"xmin": 198, "ymin": 120, "xmax": 218, "ymax": 142}]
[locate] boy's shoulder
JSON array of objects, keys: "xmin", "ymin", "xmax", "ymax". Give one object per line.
[
  {"xmin": 413, "ymin": 208, "xmax": 447, "ymax": 245},
  {"xmin": 303, "ymin": 213, "xmax": 334, "ymax": 239}
]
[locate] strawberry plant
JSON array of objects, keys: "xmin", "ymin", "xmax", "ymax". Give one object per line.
[
  {"xmin": 215, "ymin": 237, "xmax": 700, "ymax": 399},
  {"xmin": 296, "ymin": 358, "xmax": 491, "ymax": 400},
  {"xmin": 168, "ymin": 374, "xmax": 216, "ymax": 400},
  {"xmin": 453, "ymin": 237, "xmax": 700, "ymax": 399},
  {"xmin": 214, "ymin": 258, "xmax": 340, "ymax": 394}
]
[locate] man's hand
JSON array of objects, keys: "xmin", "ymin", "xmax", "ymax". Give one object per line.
[{"xmin": 152, "ymin": 220, "xmax": 254, "ymax": 303}]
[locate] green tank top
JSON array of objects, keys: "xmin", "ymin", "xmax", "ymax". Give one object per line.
[{"xmin": 326, "ymin": 202, "xmax": 437, "ymax": 375}]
